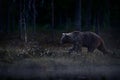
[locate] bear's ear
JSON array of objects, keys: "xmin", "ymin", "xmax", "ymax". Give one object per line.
[
  {"xmin": 66, "ymin": 33, "xmax": 71, "ymax": 36},
  {"xmin": 62, "ymin": 33, "xmax": 66, "ymax": 36},
  {"xmin": 62, "ymin": 33, "xmax": 71, "ymax": 36}
]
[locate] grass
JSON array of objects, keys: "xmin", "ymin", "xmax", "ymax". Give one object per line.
[
  {"xmin": 0, "ymin": 32, "xmax": 120, "ymax": 80},
  {"xmin": 0, "ymin": 43, "xmax": 120, "ymax": 80}
]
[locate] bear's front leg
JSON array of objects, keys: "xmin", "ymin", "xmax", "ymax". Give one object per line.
[
  {"xmin": 88, "ymin": 45, "xmax": 96, "ymax": 53},
  {"xmin": 75, "ymin": 44, "xmax": 82, "ymax": 53},
  {"xmin": 68, "ymin": 44, "xmax": 76, "ymax": 54},
  {"xmin": 68, "ymin": 43, "xmax": 82, "ymax": 54}
]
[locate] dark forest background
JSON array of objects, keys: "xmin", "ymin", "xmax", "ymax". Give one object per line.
[{"xmin": 0, "ymin": 0, "xmax": 120, "ymax": 41}]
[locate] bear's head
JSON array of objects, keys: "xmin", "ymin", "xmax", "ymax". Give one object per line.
[{"xmin": 60, "ymin": 33, "xmax": 73, "ymax": 44}]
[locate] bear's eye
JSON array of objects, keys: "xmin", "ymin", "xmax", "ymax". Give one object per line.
[
  {"xmin": 65, "ymin": 35, "xmax": 69, "ymax": 37},
  {"xmin": 65, "ymin": 35, "xmax": 71, "ymax": 39}
]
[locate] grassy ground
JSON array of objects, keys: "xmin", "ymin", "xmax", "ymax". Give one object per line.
[
  {"xmin": 0, "ymin": 43, "xmax": 120, "ymax": 80},
  {"xmin": 0, "ymin": 32, "xmax": 120, "ymax": 80}
]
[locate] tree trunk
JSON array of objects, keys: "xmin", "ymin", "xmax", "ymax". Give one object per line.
[
  {"xmin": 0, "ymin": 0, "xmax": 2, "ymax": 32},
  {"xmin": 75, "ymin": 0, "xmax": 82, "ymax": 31},
  {"xmin": 94, "ymin": 16, "xmax": 99, "ymax": 34},
  {"xmin": 104, "ymin": 0, "xmax": 110, "ymax": 29},
  {"xmin": 66, "ymin": 16, "xmax": 71, "ymax": 31},
  {"xmin": 41, "ymin": 0, "xmax": 44, "ymax": 7},
  {"xmin": 51, "ymin": 0, "xmax": 55, "ymax": 42},
  {"xmin": 23, "ymin": 15, "xmax": 27, "ymax": 43},
  {"xmin": 86, "ymin": 0, "xmax": 91, "ymax": 31},
  {"xmin": 94, "ymin": 0, "xmax": 100, "ymax": 34},
  {"xmin": 59, "ymin": 11, "xmax": 63, "ymax": 26},
  {"xmin": 23, "ymin": 0, "xmax": 28, "ymax": 43},
  {"xmin": 19, "ymin": 0, "xmax": 23, "ymax": 40},
  {"xmin": 19, "ymin": 0, "xmax": 28, "ymax": 43},
  {"xmin": 12, "ymin": 16, "xmax": 15, "ymax": 33},
  {"xmin": 7, "ymin": 1, "xmax": 10, "ymax": 33},
  {"xmin": 32, "ymin": 0, "xmax": 36, "ymax": 33}
]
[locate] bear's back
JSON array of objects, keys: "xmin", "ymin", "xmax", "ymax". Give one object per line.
[{"xmin": 82, "ymin": 31, "xmax": 102, "ymax": 46}]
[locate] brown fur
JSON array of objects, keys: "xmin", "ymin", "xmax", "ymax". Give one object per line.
[{"xmin": 60, "ymin": 31, "xmax": 111, "ymax": 54}]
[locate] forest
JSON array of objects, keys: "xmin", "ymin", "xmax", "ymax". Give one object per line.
[{"xmin": 0, "ymin": 0, "xmax": 120, "ymax": 80}]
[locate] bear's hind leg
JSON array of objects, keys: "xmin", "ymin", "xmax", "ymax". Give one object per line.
[{"xmin": 97, "ymin": 43, "xmax": 109, "ymax": 54}]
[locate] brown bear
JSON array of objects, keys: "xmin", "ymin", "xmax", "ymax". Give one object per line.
[{"xmin": 60, "ymin": 31, "xmax": 111, "ymax": 54}]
